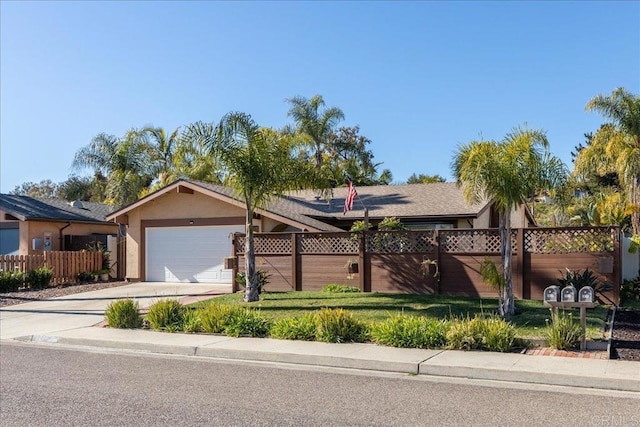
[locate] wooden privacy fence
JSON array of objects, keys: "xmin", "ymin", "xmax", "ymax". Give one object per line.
[
  {"xmin": 0, "ymin": 251, "xmax": 103, "ymax": 285},
  {"xmin": 232, "ymin": 226, "xmax": 621, "ymax": 303}
]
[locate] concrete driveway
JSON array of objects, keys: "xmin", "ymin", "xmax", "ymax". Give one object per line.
[{"xmin": 0, "ymin": 282, "xmax": 231, "ymax": 340}]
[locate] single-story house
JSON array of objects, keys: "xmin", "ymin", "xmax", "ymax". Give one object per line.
[
  {"xmin": 0, "ymin": 194, "xmax": 119, "ymax": 255},
  {"xmin": 106, "ymin": 179, "xmax": 534, "ymax": 283}
]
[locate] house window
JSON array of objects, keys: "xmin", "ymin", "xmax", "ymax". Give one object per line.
[{"xmin": 404, "ymin": 222, "xmax": 454, "ymax": 231}]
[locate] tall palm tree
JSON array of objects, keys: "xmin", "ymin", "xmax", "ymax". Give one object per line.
[
  {"xmin": 72, "ymin": 131, "xmax": 153, "ymax": 207},
  {"xmin": 452, "ymin": 126, "xmax": 567, "ymax": 316},
  {"xmin": 183, "ymin": 113, "xmax": 322, "ymax": 302},
  {"xmin": 287, "ymin": 95, "xmax": 345, "ymax": 170},
  {"xmin": 577, "ymin": 88, "xmax": 640, "ymax": 234}
]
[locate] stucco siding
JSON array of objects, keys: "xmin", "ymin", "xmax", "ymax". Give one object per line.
[
  {"xmin": 21, "ymin": 221, "xmax": 118, "ymax": 255},
  {"xmin": 123, "ymin": 190, "xmax": 248, "ymax": 280}
]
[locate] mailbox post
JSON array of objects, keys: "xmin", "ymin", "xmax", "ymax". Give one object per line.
[{"xmin": 544, "ymin": 285, "xmax": 597, "ymax": 351}]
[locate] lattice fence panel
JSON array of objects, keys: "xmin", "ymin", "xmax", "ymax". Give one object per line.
[
  {"xmin": 235, "ymin": 235, "xmax": 292, "ymax": 255},
  {"xmin": 300, "ymin": 234, "xmax": 358, "ymax": 254},
  {"xmin": 366, "ymin": 231, "xmax": 435, "ymax": 254},
  {"xmin": 525, "ymin": 227, "xmax": 615, "ymax": 254},
  {"xmin": 440, "ymin": 229, "xmax": 517, "ymax": 253}
]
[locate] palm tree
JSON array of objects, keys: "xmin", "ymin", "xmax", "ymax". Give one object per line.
[
  {"xmin": 183, "ymin": 113, "xmax": 322, "ymax": 302},
  {"xmin": 452, "ymin": 126, "xmax": 567, "ymax": 316},
  {"xmin": 576, "ymin": 88, "xmax": 640, "ymax": 234},
  {"xmin": 72, "ymin": 131, "xmax": 153, "ymax": 207},
  {"xmin": 287, "ymin": 95, "xmax": 345, "ymax": 170},
  {"xmin": 173, "ymin": 131, "xmax": 224, "ymax": 184},
  {"xmin": 141, "ymin": 126, "xmax": 181, "ymax": 187}
]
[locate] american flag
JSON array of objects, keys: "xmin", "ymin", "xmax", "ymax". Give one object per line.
[{"xmin": 343, "ymin": 181, "xmax": 357, "ymax": 214}]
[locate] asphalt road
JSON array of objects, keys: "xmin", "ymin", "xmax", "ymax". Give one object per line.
[{"xmin": 1, "ymin": 343, "xmax": 638, "ymax": 427}]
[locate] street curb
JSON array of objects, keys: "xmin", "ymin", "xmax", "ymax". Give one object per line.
[
  {"xmin": 13, "ymin": 334, "xmax": 639, "ymax": 393},
  {"xmin": 14, "ymin": 335, "xmax": 429, "ymax": 374},
  {"xmin": 418, "ymin": 363, "xmax": 640, "ymax": 392}
]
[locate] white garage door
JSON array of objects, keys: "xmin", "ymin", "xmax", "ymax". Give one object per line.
[{"xmin": 146, "ymin": 225, "xmax": 244, "ymax": 283}]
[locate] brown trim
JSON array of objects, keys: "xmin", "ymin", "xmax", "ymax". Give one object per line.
[
  {"xmin": 139, "ymin": 217, "xmax": 245, "ymax": 281},
  {"xmin": 177, "ymin": 185, "xmax": 194, "ymax": 194}
]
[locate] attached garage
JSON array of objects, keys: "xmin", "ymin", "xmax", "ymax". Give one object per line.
[{"xmin": 146, "ymin": 225, "xmax": 244, "ymax": 283}]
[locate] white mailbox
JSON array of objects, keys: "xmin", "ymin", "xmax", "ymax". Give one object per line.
[
  {"xmin": 561, "ymin": 285, "xmax": 577, "ymax": 302},
  {"xmin": 544, "ymin": 285, "xmax": 561, "ymax": 302},
  {"xmin": 579, "ymin": 286, "xmax": 595, "ymax": 303}
]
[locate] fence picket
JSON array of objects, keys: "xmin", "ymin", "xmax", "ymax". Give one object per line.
[{"xmin": 0, "ymin": 251, "xmax": 104, "ymax": 285}]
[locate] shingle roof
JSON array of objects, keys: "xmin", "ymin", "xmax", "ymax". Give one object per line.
[
  {"xmin": 0, "ymin": 194, "xmax": 114, "ymax": 223},
  {"xmin": 105, "ymin": 180, "xmax": 490, "ymax": 232},
  {"xmin": 278, "ymin": 183, "xmax": 489, "ymax": 220},
  {"xmin": 188, "ymin": 181, "xmax": 343, "ymax": 232}
]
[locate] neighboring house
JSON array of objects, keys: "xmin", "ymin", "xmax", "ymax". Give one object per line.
[
  {"xmin": 106, "ymin": 179, "xmax": 535, "ymax": 283},
  {"xmin": 0, "ymin": 194, "xmax": 118, "ymax": 255}
]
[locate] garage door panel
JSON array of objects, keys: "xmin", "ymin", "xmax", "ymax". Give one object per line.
[{"xmin": 146, "ymin": 225, "xmax": 243, "ymax": 283}]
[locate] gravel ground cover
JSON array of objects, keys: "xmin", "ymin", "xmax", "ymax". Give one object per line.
[{"xmin": 611, "ymin": 309, "xmax": 640, "ymax": 361}]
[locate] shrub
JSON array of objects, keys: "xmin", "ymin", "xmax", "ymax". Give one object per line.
[
  {"xmin": 479, "ymin": 316, "xmax": 517, "ymax": 352},
  {"xmin": 224, "ymin": 309, "xmax": 271, "ymax": 338},
  {"xmin": 620, "ymin": 277, "xmax": 640, "ymax": 306},
  {"xmin": 314, "ymin": 308, "xmax": 368, "ymax": 343},
  {"xmin": 25, "ymin": 266, "xmax": 53, "ymax": 290},
  {"xmin": 181, "ymin": 309, "xmax": 204, "ymax": 333},
  {"xmin": 322, "ymin": 284, "xmax": 361, "ymax": 293},
  {"xmin": 0, "ymin": 270, "xmax": 24, "ymax": 292},
  {"xmin": 105, "ymin": 299, "xmax": 142, "ymax": 329},
  {"xmin": 146, "ymin": 299, "xmax": 186, "ymax": 332},
  {"xmin": 77, "ymin": 271, "xmax": 93, "ymax": 282},
  {"xmin": 235, "ymin": 270, "xmax": 270, "ymax": 294},
  {"xmin": 370, "ymin": 314, "xmax": 449, "ymax": 349},
  {"xmin": 545, "ymin": 310, "xmax": 582, "ymax": 350},
  {"xmin": 270, "ymin": 314, "xmax": 317, "ymax": 341},
  {"xmin": 199, "ymin": 304, "xmax": 244, "ymax": 334},
  {"xmin": 446, "ymin": 315, "xmax": 516, "ymax": 352}
]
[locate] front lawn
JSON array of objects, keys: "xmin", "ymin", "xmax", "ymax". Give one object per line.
[{"xmin": 194, "ymin": 291, "xmax": 610, "ymax": 339}]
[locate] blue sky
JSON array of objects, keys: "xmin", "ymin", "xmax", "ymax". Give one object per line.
[{"xmin": 1, "ymin": 1, "xmax": 638, "ymax": 193}]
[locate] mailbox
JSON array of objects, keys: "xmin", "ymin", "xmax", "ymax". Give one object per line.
[
  {"xmin": 561, "ymin": 285, "xmax": 577, "ymax": 302},
  {"xmin": 579, "ymin": 286, "xmax": 594, "ymax": 303},
  {"xmin": 544, "ymin": 285, "xmax": 560, "ymax": 302}
]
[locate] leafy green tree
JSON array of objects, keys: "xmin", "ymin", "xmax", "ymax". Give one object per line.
[
  {"xmin": 452, "ymin": 126, "xmax": 567, "ymax": 316},
  {"xmin": 72, "ymin": 131, "xmax": 153, "ymax": 207},
  {"xmin": 56, "ymin": 176, "xmax": 93, "ymax": 201},
  {"xmin": 406, "ymin": 173, "xmax": 447, "ymax": 184},
  {"xmin": 287, "ymin": 95, "xmax": 344, "ymax": 170},
  {"xmin": 183, "ymin": 112, "xmax": 322, "ymax": 302},
  {"xmin": 575, "ymin": 88, "xmax": 640, "ymax": 234},
  {"xmin": 10, "ymin": 179, "xmax": 58, "ymax": 198},
  {"xmin": 324, "ymin": 126, "xmax": 392, "ymax": 186}
]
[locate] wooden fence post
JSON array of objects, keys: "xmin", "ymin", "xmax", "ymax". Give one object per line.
[
  {"xmin": 434, "ymin": 229, "xmax": 441, "ymax": 294},
  {"xmin": 292, "ymin": 233, "xmax": 302, "ymax": 291},
  {"xmin": 515, "ymin": 228, "xmax": 525, "ymax": 299},
  {"xmin": 359, "ymin": 230, "xmax": 370, "ymax": 292}
]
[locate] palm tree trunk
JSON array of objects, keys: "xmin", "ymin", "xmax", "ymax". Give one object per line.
[
  {"xmin": 631, "ymin": 178, "xmax": 640, "ymax": 236},
  {"xmin": 243, "ymin": 202, "xmax": 259, "ymax": 302},
  {"xmin": 499, "ymin": 211, "xmax": 515, "ymax": 317}
]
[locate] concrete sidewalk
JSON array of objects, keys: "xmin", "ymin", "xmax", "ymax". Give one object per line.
[
  {"xmin": 13, "ymin": 326, "xmax": 640, "ymax": 393},
  {"xmin": 2, "ymin": 283, "xmax": 638, "ymax": 393}
]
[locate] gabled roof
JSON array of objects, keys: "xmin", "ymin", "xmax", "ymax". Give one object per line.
[
  {"xmin": 106, "ymin": 180, "xmax": 344, "ymax": 232},
  {"xmin": 106, "ymin": 180, "xmax": 492, "ymax": 231},
  {"xmin": 0, "ymin": 194, "xmax": 114, "ymax": 224},
  {"xmin": 278, "ymin": 183, "xmax": 490, "ymax": 220}
]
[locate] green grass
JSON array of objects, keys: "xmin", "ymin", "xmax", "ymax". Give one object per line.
[{"xmin": 194, "ymin": 291, "xmax": 610, "ymax": 339}]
